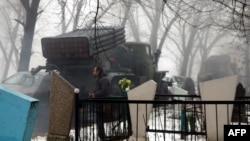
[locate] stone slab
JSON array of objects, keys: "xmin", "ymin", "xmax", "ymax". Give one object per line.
[
  {"xmin": 127, "ymin": 80, "xmax": 157, "ymax": 140},
  {"xmin": 199, "ymin": 75, "xmax": 237, "ymax": 141}
]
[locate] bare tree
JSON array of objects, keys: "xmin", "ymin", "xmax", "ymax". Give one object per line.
[
  {"xmin": 126, "ymin": 0, "xmax": 180, "ymax": 57},
  {"xmin": 57, "ymin": 0, "xmax": 86, "ymax": 32},
  {"xmin": 18, "ymin": 0, "xmax": 41, "ymax": 71},
  {"xmin": 213, "ymin": 0, "xmax": 250, "ymax": 32},
  {"xmin": 0, "ymin": 1, "xmax": 24, "ymax": 79},
  {"xmin": 211, "ymin": 0, "xmax": 250, "ymax": 87},
  {"xmin": 120, "ymin": 0, "xmax": 131, "ymax": 27},
  {"xmin": 55, "ymin": 0, "xmax": 121, "ymax": 33},
  {"xmin": 198, "ymin": 28, "xmax": 228, "ymax": 64},
  {"xmin": 128, "ymin": 10, "xmax": 141, "ymax": 41},
  {"xmin": 132, "ymin": 0, "xmax": 165, "ymax": 53},
  {"xmin": 160, "ymin": 0, "xmax": 230, "ymax": 77}
]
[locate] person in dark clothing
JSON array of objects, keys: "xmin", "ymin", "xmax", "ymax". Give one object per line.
[
  {"xmin": 89, "ymin": 66, "xmax": 110, "ymax": 140},
  {"xmin": 235, "ymin": 83, "xmax": 245, "ymax": 97},
  {"xmin": 232, "ymin": 83, "xmax": 246, "ymax": 122},
  {"xmin": 89, "ymin": 66, "xmax": 110, "ymax": 98}
]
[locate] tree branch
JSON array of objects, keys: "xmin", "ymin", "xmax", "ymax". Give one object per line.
[{"xmin": 14, "ymin": 19, "xmax": 25, "ymax": 27}]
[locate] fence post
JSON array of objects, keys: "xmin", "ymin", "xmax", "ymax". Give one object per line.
[{"xmin": 74, "ymin": 89, "xmax": 80, "ymax": 141}]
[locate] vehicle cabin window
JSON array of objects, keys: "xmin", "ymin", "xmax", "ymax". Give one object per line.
[
  {"xmin": 174, "ymin": 76, "xmax": 186, "ymax": 88},
  {"xmin": 129, "ymin": 44, "xmax": 152, "ymax": 59},
  {"xmin": 162, "ymin": 76, "xmax": 173, "ymax": 82},
  {"xmin": 4, "ymin": 73, "xmax": 41, "ymax": 86},
  {"xmin": 145, "ymin": 45, "xmax": 151, "ymax": 57}
]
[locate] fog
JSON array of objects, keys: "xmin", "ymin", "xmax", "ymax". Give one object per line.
[
  {"xmin": 0, "ymin": 1, "xmax": 250, "ymax": 140},
  {"xmin": 0, "ymin": 0, "xmax": 249, "ymax": 85}
]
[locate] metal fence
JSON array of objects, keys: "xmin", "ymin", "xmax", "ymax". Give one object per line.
[{"xmin": 73, "ymin": 94, "xmax": 250, "ymax": 141}]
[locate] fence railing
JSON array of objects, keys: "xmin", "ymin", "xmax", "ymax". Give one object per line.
[{"xmin": 74, "ymin": 94, "xmax": 250, "ymax": 141}]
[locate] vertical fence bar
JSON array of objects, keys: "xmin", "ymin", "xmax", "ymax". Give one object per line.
[{"xmin": 74, "ymin": 89, "xmax": 80, "ymax": 141}]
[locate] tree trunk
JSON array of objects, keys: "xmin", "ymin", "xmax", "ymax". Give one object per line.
[
  {"xmin": 180, "ymin": 26, "xmax": 198, "ymax": 76},
  {"xmin": 18, "ymin": 0, "xmax": 40, "ymax": 71}
]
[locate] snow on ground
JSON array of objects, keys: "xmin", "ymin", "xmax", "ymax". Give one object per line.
[
  {"xmin": 31, "ymin": 130, "xmax": 75, "ymax": 141},
  {"xmin": 31, "ymin": 128, "xmax": 205, "ymax": 141},
  {"xmin": 31, "ymin": 136, "xmax": 46, "ymax": 141}
]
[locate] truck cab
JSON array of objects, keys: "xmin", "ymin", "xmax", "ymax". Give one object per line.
[{"xmin": 107, "ymin": 42, "xmax": 165, "ymax": 96}]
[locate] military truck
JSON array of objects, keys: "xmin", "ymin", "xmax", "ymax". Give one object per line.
[
  {"xmin": 28, "ymin": 26, "xmax": 166, "ymax": 137},
  {"xmin": 32, "ymin": 26, "xmax": 165, "ymax": 98}
]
